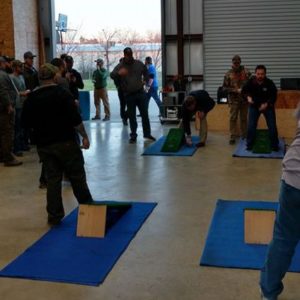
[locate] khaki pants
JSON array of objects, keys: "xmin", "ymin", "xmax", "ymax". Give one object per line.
[
  {"xmin": 94, "ymin": 88, "xmax": 110, "ymax": 117},
  {"xmin": 229, "ymin": 100, "xmax": 248, "ymax": 139},
  {"xmin": 179, "ymin": 114, "xmax": 208, "ymax": 144}
]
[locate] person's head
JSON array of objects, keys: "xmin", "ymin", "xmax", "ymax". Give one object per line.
[
  {"xmin": 60, "ymin": 53, "xmax": 68, "ymax": 61},
  {"xmin": 0, "ymin": 56, "xmax": 14, "ymax": 73},
  {"xmin": 145, "ymin": 56, "xmax": 152, "ymax": 65},
  {"xmin": 123, "ymin": 47, "xmax": 134, "ymax": 64},
  {"xmin": 11, "ymin": 60, "xmax": 23, "ymax": 75},
  {"xmin": 38, "ymin": 63, "xmax": 59, "ymax": 84},
  {"xmin": 50, "ymin": 58, "xmax": 66, "ymax": 74},
  {"xmin": 184, "ymin": 95, "xmax": 197, "ymax": 112},
  {"xmin": 24, "ymin": 51, "xmax": 36, "ymax": 67},
  {"xmin": 232, "ymin": 55, "xmax": 241, "ymax": 70},
  {"xmin": 95, "ymin": 58, "xmax": 104, "ymax": 68},
  {"xmin": 65, "ymin": 55, "xmax": 74, "ymax": 70},
  {"xmin": 255, "ymin": 65, "xmax": 267, "ymax": 83}
]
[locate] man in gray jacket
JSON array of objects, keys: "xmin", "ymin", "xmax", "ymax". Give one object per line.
[
  {"xmin": 110, "ymin": 47, "xmax": 156, "ymax": 143},
  {"xmin": 0, "ymin": 56, "xmax": 22, "ymax": 166}
]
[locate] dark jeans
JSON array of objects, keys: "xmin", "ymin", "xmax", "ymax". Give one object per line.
[
  {"xmin": 125, "ymin": 90, "xmax": 151, "ymax": 138},
  {"xmin": 146, "ymin": 86, "xmax": 163, "ymax": 115},
  {"xmin": 247, "ymin": 105, "xmax": 279, "ymax": 149},
  {"xmin": 0, "ymin": 111, "xmax": 15, "ymax": 162},
  {"xmin": 14, "ymin": 108, "xmax": 25, "ymax": 153},
  {"xmin": 260, "ymin": 180, "xmax": 300, "ymax": 299},
  {"xmin": 118, "ymin": 88, "xmax": 127, "ymax": 120},
  {"xmin": 38, "ymin": 141, "xmax": 93, "ymax": 220}
]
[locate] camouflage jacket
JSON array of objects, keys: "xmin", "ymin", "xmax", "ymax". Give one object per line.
[{"xmin": 223, "ymin": 66, "xmax": 251, "ymax": 103}]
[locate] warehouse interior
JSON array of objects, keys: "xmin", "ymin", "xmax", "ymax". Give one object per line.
[{"xmin": 1, "ymin": 0, "xmax": 300, "ymax": 299}]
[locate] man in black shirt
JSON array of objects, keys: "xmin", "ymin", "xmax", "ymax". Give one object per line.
[
  {"xmin": 181, "ymin": 90, "xmax": 215, "ymax": 147},
  {"xmin": 64, "ymin": 55, "xmax": 84, "ymax": 101},
  {"xmin": 242, "ymin": 65, "xmax": 279, "ymax": 151},
  {"xmin": 22, "ymin": 63, "xmax": 93, "ymax": 226}
]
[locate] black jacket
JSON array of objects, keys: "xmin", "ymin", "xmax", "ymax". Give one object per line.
[
  {"xmin": 242, "ymin": 76, "xmax": 277, "ymax": 108},
  {"xmin": 22, "ymin": 84, "xmax": 82, "ymax": 147}
]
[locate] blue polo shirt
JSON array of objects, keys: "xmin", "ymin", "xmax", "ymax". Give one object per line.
[{"xmin": 147, "ymin": 64, "xmax": 158, "ymax": 88}]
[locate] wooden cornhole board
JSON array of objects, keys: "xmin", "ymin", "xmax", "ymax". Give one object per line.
[
  {"xmin": 244, "ymin": 209, "xmax": 276, "ymax": 244},
  {"xmin": 77, "ymin": 202, "xmax": 132, "ymax": 238}
]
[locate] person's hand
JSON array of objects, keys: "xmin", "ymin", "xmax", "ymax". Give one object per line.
[
  {"xmin": 247, "ymin": 96, "xmax": 254, "ymax": 104},
  {"xmin": 196, "ymin": 111, "xmax": 205, "ymax": 120},
  {"xmin": 74, "ymin": 99, "xmax": 79, "ymax": 107},
  {"xmin": 7, "ymin": 104, "xmax": 14, "ymax": 114},
  {"xmin": 259, "ymin": 103, "xmax": 268, "ymax": 111},
  {"xmin": 118, "ymin": 68, "xmax": 128, "ymax": 76},
  {"xmin": 186, "ymin": 135, "xmax": 193, "ymax": 147},
  {"xmin": 81, "ymin": 137, "xmax": 90, "ymax": 149}
]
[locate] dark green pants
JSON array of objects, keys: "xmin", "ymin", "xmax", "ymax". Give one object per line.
[{"xmin": 38, "ymin": 141, "xmax": 93, "ymax": 221}]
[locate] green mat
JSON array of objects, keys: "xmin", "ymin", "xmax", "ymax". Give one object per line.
[
  {"xmin": 161, "ymin": 128, "xmax": 185, "ymax": 152},
  {"xmin": 252, "ymin": 129, "xmax": 272, "ymax": 154}
]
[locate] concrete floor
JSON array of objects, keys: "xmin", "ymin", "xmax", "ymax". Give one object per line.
[{"xmin": 0, "ymin": 117, "xmax": 299, "ymax": 300}]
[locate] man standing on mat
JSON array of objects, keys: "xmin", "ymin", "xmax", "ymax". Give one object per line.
[
  {"xmin": 22, "ymin": 63, "xmax": 93, "ymax": 226},
  {"xmin": 181, "ymin": 90, "xmax": 215, "ymax": 147},
  {"xmin": 242, "ymin": 65, "xmax": 279, "ymax": 151},
  {"xmin": 260, "ymin": 108, "xmax": 300, "ymax": 300}
]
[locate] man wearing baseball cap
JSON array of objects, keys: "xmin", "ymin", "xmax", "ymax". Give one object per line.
[
  {"xmin": 22, "ymin": 63, "xmax": 93, "ymax": 226},
  {"xmin": 0, "ymin": 56, "xmax": 21, "ymax": 166},
  {"xmin": 23, "ymin": 50, "xmax": 39, "ymax": 91},
  {"xmin": 91, "ymin": 58, "xmax": 110, "ymax": 121}
]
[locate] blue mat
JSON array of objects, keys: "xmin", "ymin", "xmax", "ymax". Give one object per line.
[
  {"xmin": 200, "ymin": 199, "xmax": 300, "ymax": 271},
  {"xmin": 143, "ymin": 136, "xmax": 200, "ymax": 156},
  {"xmin": 233, "ymin": 138, "xmax": 285, "ymax": 158},
  {"xmin": 0, "ymin": 201, "xmax": 157, "ymax": 286}
]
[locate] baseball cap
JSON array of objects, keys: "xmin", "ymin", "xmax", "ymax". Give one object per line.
[
  {"xmin": 123, "ymin": 47, "xmax": 133, "ymax": 55},
  {"xmin": 39, "ymin": 63, "xmax": 59, "ymax": 80},
  {"xmin": 95, "ymin": 58, "xmax": 104, "ymax": 64},
  {"xmin": 232, "ymin": 55, "xmax": 241, "ymax": 62},
  {"xmin": 11, "ymin": 60, "xmax": 23, "ymax": 68},
  {"xmin": 65, "ymin": 55, "xmax": 73, "ymax": 63},
  {"xmin": 24, "ymin": 51, "xmax": 37, "ymax": 59},
  {"xmin": 0, "ymin": 55, "xmax": 15, "ymax": 62}
]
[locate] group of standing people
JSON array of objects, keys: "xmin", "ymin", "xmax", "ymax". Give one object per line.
[{"xmin": 223, "ymin": 55, "xmax": 279, "ymax": 151}]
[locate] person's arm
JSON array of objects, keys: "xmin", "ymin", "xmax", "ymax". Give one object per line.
[
  {"xmin": 75, "ymin": 122, "xmax": 90, "ymax": 149},
  {"xmin": 182, "ymin": 105, "xmax": 192, "ymax": 143},
  {"xmin": 241, "ymin": 79, "xmax": 254, "ymax": 104},
  {"xmin": 267, "ymin": 80, "xmax": 277, "ymax": 106},
  {"xmin": 110, "ymin": 64, "xmax": 121, "ymax": 80},
  {"xmin": 75, "ymin": 71, "xmax": 84, "ymax": 89},
  {"xmin": 222, "ymin": 72, "xmax": 237, "ymax": 93}
]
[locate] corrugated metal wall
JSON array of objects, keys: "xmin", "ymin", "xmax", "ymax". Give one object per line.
[{"xmin": 203, "ymin": 0, "xmax": 300, "ymax": 99}]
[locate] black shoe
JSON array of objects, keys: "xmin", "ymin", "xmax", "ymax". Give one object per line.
[
  {"xmin": 196, "ymin": 142, "xmax": 205, "ymax": 148},
  {"xmin": 129, "ymin": 136, "xmax": 137, "ymax": 144},
  {"xmin": 102, "ymin": 116, "xmax": 110, "ymax": 121},
  {"xmin": 4, "ymin": 159, "xmax": 23, "ymax": 167},
  {"xmin": 122, "ymin": 118, "xmax": 128, "ymax": 126},
  {"xmin": 92, "ymin": 115, "xmax": 100, "ymax": 120},
  {"xmin": 47, "ymin": 217, "xmax": 62, "ymax": 226},
  {"xmin": 39, "ymin": 182, "xmax": 47, "ymax": 189},
  {"xmin": 144, "ymin": 135, "xmax": 156, "ymax": 141},
  {"xmin": 14, "ymin": 151, "xmax": 23, "ymax": 157}
]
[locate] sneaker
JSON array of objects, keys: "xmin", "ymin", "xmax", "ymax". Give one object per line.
[
  {"xmin": 129, "ymin": 136, "xmax": 137, "ymax": 144},
  {"xmin": 196, "ymin": 142, "xmax": 205, "ymax": 148},
  {"xmin": 4, "ymin": 159, "xmax": 23, "ymax": 167},
  {"xmin": 102, "ymin": 116, "xmax": 110, "ymax": 121},
  {"xmin": 122, "ymin": 118, "xmax": 128, "ymax": 126},
  {"xmin": 260, "ymin": 288, "xmax": 277, "ymax": 300},
  {"xmin": 14, "ymin": 151, "xmax": 23, "ymax": 157},
  {"xmin": 92, "ymin": 115, "xmax": 100, "ymax": 120},
  {"xmin": 39, "ymin": 182, "xmax": 47, "ymax": 189},
  {"xmin": 144, "ymin": 135, "xmax": 156, "ymax": 141},
  {"xmin": 229, "ymin": 138, "xmax": 236, "ymax": 145}
]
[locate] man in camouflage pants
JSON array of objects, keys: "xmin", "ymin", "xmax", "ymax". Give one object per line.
[{"xmin": 223, "ymin": 55, "xmax": 251, "ymax": 144}]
